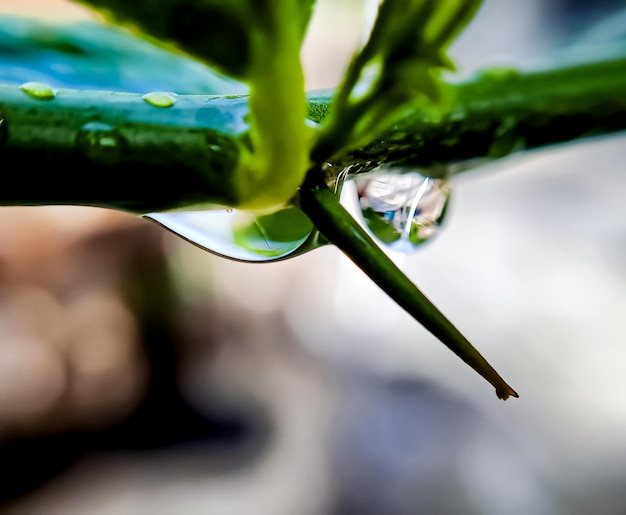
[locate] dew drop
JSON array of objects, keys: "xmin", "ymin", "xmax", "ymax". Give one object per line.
[
  {"xmin": 75, "ymin": 122, "xmax": 126, "ymax": 164},
  {"xmin": 306, "ymin": 118, "xmax": 321, "ymax": 129},
  {"xmin": 477, "ymin": 66, "xmax": 521, "ymax": 82},
  {"xmin": 0, "ymin": 111, "xmax": 7, "ymax": 145},
  {"xmin": 488, "ymin": 116, "xmax": 526, "ymax": 158},
  {"xmin": 19, "ymin": 81, "xmax": 55, "ymax": 100},
  {"xmin": 144, "ymin": 205, "xmax": 325, "ymax": 262},
  {"xmin": 142, "ymin": 91, "xmax": 177, "ymax": 108},
  {"xmin": 350, "ymin": 169, "xmax": 451, "ymax": 253}
]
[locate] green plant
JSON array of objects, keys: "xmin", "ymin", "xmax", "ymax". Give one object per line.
[{"xmin": 1, "ymin": 0, "xmax": 625, "ymax": 400}]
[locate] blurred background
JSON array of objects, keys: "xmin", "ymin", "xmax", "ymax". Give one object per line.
[{"xmin": 0, "ymin": 0, "xmax": 625, "ymax": 513}]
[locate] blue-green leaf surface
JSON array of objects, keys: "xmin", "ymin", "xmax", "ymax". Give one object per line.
[{"xmin": 0, "ymin": 15, "xmax": 247, "ymax": 94}]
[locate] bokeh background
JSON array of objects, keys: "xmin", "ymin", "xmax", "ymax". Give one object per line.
[{"xmin": 0, "ymin": 0, "xmax": 625, "ymax": 513}]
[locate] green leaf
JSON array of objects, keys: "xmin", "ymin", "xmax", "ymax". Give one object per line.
[
  {"xmin": 313, "ymin": 0, "xmax": 483, "ymax": 163},
  {"xmin": 73, "ymin": 0, "xmax": 317, "ymax": 211},
  {"xmin": 72, "ymin": 0, "xmax": 315, "ymax": 82},
  {"xmin": 72, "ymin": 0, "xmax": 248, "ymax": 79},
  {"xmin": 0, "ymin": 15, "xmax": 245, "ymax": 94}
]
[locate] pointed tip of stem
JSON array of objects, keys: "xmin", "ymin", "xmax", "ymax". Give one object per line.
[
  {"xmin": 496, "ymin": 385, "xmax": 519, "ymax": 400},
  {"xmin": 301, "ymin": 179, "xmax": 521, "ymax": 403}
]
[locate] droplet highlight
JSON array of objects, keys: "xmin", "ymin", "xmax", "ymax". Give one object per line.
[
  {"xmin": 144, "ymin": 205, "xmax": 326, "ymax": 262},
  {"xmin": 75, "ymin": 122, "xmax": 126, "ymax": 164},
  {"xmin": 351, "ymin": 169, "xmax": 451, "ymax": 253},
  {"xmin": 0, "ymin": 111, "xmax": 6, "ymax": 145},
  {"xmin": 19, "ymin": 81, "xmax": 55, "ymax": 100},
  {"xmin": 142, "ymin": 91, "xmax": 177, "ymax": 108}
]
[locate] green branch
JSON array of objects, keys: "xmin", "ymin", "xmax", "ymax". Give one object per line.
[
  {"xmin": 2, "ymin": 41, "xmax": 624, "ymax": 401},
  {"xmin": 0, "ymin": 86, "xmax": 247, "ymax": 212},
  {"xmin": 0, "ymin": 54, "xmax": 624, "ymax": 212},
  {"xmin": 313, "ymin": 54, "xmax": 626, "ymax": 176},
  {"xmin": 299, "ymin": 173, "xmax": 519, "ymax": 400}
]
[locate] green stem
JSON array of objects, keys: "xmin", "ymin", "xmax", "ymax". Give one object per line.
[
  {"xmin": 235, "ymin": 0, "xmax": 311, "ymax": 209},
  {"xmin": 299, "ymin": 174, "xmax": 518, "ymax": 400},
  {"xmin": 320, "ymin": 54, "xmax": 626, "ymax": 175},
  {"xmin": 0, "ymin": 85, "xmax": 249, "ymax": 213},
  {"xmin": 0, "ymin": 54, "xmax": 624, "ymax": 211}
]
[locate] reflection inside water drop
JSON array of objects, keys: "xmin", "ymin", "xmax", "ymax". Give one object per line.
[
  {"xmin": 76, "ymin": 122, "xmax": 126, "ymax": 163},
  {"xmin": 144, "ymin": 165, "xmax": 450, "ymax": 260},
  {"xmin": 352, "ymin": 169, "xmax": 451, "ymax": 253},
  {"xmin": 144, "ymin": 205, "xmax": 327, "ymax": 262}
]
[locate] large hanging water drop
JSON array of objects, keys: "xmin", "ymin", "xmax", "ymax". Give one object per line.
[
  {"xmin": 143, "ymin": 205, "xmax": 327, "ymax": 262},
  {"xmin": 352, "ymin": 169, "xmax": 451, "ymax": 253}
]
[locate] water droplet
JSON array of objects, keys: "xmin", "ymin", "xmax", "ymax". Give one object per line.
[
  {"xmin": 75, "ymin": 122, "xmax": 126, "ymax": 164},
  {"xmin": 477, "ymin": 66, "xmax": 521, "ymax": 82},
  {"xmin": 144, "ymin": 205, "xmax": 327, "ymax": 262},
  {"xmin": 350, "ymin": 169, "xmax": 451, "ymax": 253},
  {"xmin": 350, "ymin": 60, "xmax": 383, "ymax": 101},
  {"xmin": 142, "ymin": 91, "xmax": 177, "ymax": 108},
  {"xmin": 488, "ymin": 116, "xmax": 525, "ymax": 158},
  {"xmin": 306, "ymin": 118, "xmax": 321, "ymax": 129},
  {"xmin": 19, "ymin": 81, "xmax": 55, "ymax": 100},
  {"xmin": 0, "ymin": 111, "xmax": 6, "ymax": 145}
]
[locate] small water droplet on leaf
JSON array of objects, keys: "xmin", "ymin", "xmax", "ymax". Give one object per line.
[
  {"xmin": 19, "ymin": 81, "xmax": 56, "ymax": 100},
  {"xmin": 76, "ymin": 122, "xmax": 126, "ymax": 163},
  {"xmin": 352, "ymin": 169, "xmax": 451, "ymax": 252},
  {"xmin": 0, "ymin": 111, "xmax": 6, "ymax": 145},
  {"xmin": 144, "ymin": 205, "xmax": 325, "ymax": 262},
  {"xmin": 142, "ymin": 91, "xmax": 177, "ymax": 108}
]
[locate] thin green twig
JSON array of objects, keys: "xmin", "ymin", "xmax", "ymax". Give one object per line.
[{"xmin": 299, "ymin": 172, "xmax": 519, "ymax": 400}]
